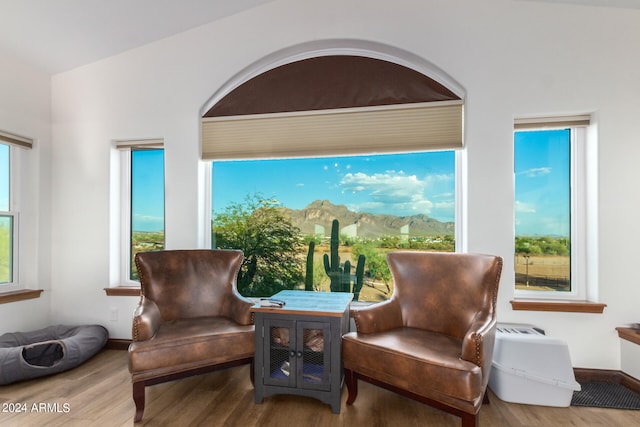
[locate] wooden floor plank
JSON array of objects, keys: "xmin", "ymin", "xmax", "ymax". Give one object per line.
[{"xmin": 1, "ymin": 349, "xmax": 638, "ymax": 426}]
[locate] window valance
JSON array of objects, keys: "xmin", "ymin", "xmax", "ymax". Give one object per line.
[
  {"xmin": 201, "ymin": 55, "xmax": 464, "ymax": 160},
  {"xmin": 0, "ymin": 130, "xmax": 33, "ymax": 149},
  {"xmin": 514, "ymin": 115, "xmax": 591, "ymax": 130}
]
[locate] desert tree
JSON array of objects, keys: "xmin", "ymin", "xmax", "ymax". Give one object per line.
[{"xmin": 213, "ymin": 194, "xmax": 304, "ymax": 296}]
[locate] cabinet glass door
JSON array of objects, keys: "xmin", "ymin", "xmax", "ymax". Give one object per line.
[
  {"xmin": 264, "ymin": 318, "xmax": 295, "ymax": 387},
  {"xmin": 297, "ymin": 321, "xmax": 331, "ymax": 391}
]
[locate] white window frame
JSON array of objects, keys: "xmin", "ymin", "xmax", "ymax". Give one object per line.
[
  {"xmin": 514, "ymin": 123, "xmax": 595, "ymax": 301},
  {"xmin": 203, "ymin": 163, "xmax": 212, "ymax": 249},
  {"xmin": 0, "ymin": 213, "xmax": 19, "ymax": 292},
  {"xmin": 113, "ymin": 139, "xmax": 164, "ymax": 286},
  {"xmin": 1, "ymin": 144, "xmax": 20, "ymax": 292},
  {"xmin": 119, "ymin": 148, "xmax": 136, "ymax": 286}
]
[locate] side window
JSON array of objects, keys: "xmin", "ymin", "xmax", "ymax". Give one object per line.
[
  {"xmin": 118, "ymin": 141, "xmax": 165, "ymax": 283},
  {"xmin": 0, "ymin": 143, "xmax": 15, "ymax": 288},
  {"xmin": 1, "ymin": 131, "xmax": 33, "ymax": 292},
  {"xmin": 514, "ymin": 129, "xmax": 571, "ymax": 291},
  {"xmin": 514, "ymin": 116, "xmax": 592, "ymax": 300}
]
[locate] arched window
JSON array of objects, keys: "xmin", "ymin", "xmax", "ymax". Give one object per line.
[{"xmin": 202, "ymin": 42, "xmax": 465, "ymax": 300}]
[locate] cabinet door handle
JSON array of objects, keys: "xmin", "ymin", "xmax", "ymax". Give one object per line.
[
  {"xmin": 296, "ymin": 351, "xmax": 303, "ymax": 358},
  {"xmin": 290, "ymin": 350, "xmax": 296, "ymax": 357}
]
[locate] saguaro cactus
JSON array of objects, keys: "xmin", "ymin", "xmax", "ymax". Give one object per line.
[
  {"xmin": 321, "ymin": 219, "xmax": 366, "ymax": 301},
  {"xmin": 353, "ymin": 253, "xmax": 365, "ymax": 300},
  {"xmin": 323, "ymin": 220, "xmax": 342, "ymax": 293},
  {"xmin": 305, "ymin": 241, "xmax": 315, "ymax": 291}
]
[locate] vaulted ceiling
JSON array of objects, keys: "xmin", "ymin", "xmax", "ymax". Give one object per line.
[
  {"xmin": 0, "ymin": 0, "xmax": 637, "ymax": 75},
  {"xmin": 0, "ymin": 0, "xmax": 272, "ymax": 74}
]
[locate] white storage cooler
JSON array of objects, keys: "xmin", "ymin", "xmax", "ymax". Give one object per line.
[{"xmin": 488, "ymin": 323, "xmax": 581, "ymax": 407}]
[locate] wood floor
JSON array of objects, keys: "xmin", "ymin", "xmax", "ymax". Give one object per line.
[{"xmin": 1, "ymin": 349, "xmax": 638, "ymax": 426}]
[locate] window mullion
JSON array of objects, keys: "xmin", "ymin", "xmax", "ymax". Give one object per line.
[
  {"xmin": 120, "ymin": 149, "xmax": 134, "ymax": 285},
  {"xmin": 570, "ymin": 127, "xmax": 587, "ymax": 300}
]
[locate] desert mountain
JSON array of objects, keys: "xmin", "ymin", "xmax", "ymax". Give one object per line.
[{"xmin": 281, "ymin": 200, "xmax": 454, "ymax": 239}]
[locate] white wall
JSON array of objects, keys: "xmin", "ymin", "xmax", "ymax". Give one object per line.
[
  {"xmin": 43, "ymin": 0, "xmax": 640, "ymax": 368},
  {"xmin": 621, "ymin": 339, "xmax": 640, "ymax": 380},
  {"xmin": 0, "ymin": 53, "xmax": 52, "ymax": 331}
]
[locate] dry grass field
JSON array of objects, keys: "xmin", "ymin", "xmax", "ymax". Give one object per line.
[{"xmin": 514, "ymin": 255, "xmax": 570, "ymax": 291}]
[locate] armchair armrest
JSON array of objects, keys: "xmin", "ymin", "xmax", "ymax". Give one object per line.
[
  {"xmin": 224, "ymin": 292, "xmax": 255, "ymax": 326},
  {"xmin": 132, "ymin": 297, "xmax": 161, "ymax": 342},
  {"xmin": 460, "ymin": 315, "xmax": 497, "ymax": 374},
  {"xmin": 350, "ymin": 298, "xmax": 403, "ymax": 334}
]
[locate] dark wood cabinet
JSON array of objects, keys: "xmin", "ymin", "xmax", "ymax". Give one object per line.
[{"xmin": 252, "ymin": 291, "xmax": 353, "ymax": 413}]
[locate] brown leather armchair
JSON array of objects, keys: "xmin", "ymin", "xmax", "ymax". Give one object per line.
[
  {"xmin": 342, "ymin": 251, "xmax": 503, "ymax": 427},
  {"xmin": 128, "ymin": 249, "xmax": 255, "ymax": 422}
]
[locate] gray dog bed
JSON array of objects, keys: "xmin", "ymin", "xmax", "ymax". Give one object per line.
[{"xmin": 0, "ymin": 324, "xmax": 108, "ymax": 385}]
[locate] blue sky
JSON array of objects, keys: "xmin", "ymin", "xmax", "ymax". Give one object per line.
[
  {"xmin": 514, "ymin": 129, "xmax": 570, "ymax": 237},
  {"xmin": 131, "ymin": 149, "xmax": 165, "ymax": 232},
  {"xmin": 212, "ymin": 151, "xmax": 456, "ymax": 223}
]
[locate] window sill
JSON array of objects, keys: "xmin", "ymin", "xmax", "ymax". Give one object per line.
[
  {"xmin": 104, "ymin": 287, "xmax": 141, "ymax": 297},
  {"xmin": 0, "ymin": 289, "xmax": 44, "ymax": 304},
  {"xmin": 510, "ymin": 299, "xmax": 606, "ymax": 313},
  {"xmin": 617, "ymin": 327, "xmax": 640, "ymax": 346}
]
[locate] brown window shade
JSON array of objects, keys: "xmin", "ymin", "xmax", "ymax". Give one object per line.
[
  {"xmin": 514, "ymin": 115, "xmax": 591, "ymax": 130},
  {"xmin": 201, "ymin": 55, "xmax": 464, "ymax": 160},
  {"xmin": 0, "ymin": 130, "xmax": 33, "ymax": 149},
  {"xmin": 202, "ymin": 101, "xmax": 463, "ymax": 160},
  {"xmin": 204, "ymin": 56, "xmax": 460, "ymax": 117}
]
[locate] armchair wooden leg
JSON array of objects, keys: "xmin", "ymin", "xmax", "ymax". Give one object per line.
[
  {"xmin": 344, "ymin": 369, "xmax": 358, "ymax": 405},
  {"xmin": 132, "ymin": 381, "xmax": 145, "ymax": 423},
  {"xmin": 461, "ymin": 412, "xmax": 478, "ymax": 427}
]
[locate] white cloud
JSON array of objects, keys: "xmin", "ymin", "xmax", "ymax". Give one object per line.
[
  {"xmin": 434, "ymin": 200, "xmax": 454, "ymax": 210},
  {"xmin": 433, "ymin": 192, "xmax": 454, "ymax": 199},
  {"xmin": 340, "ymin": 171, "xmax": 437, "ymax": 215},
  {"xmin": 515, "ymin": 200, "xmax": 536, "ymax": 213},
  {"xmin": 424, "ymin": 174, "xmax": 454, "ymax": 185},
  {"xmin": 517, "ymin": 167, "xmax": 551, "ymax": 178}
]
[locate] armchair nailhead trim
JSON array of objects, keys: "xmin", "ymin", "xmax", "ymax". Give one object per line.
[{"xmin": 474, "ymin": 333, "xmax": 482, "ymax": 366}]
